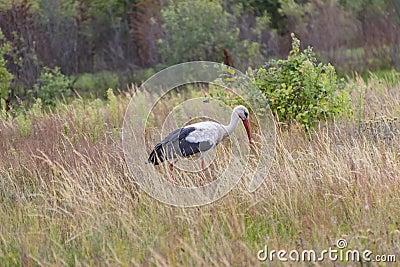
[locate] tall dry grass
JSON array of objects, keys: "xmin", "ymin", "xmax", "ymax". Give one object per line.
[{"xmin": 1, "ymin": 77, "xmax": 400, "ymax": 266}]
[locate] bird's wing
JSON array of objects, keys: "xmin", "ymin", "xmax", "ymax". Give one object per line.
[
  {"xmin": 162, "ymin": 126, "xmax": 196, "ymax": 143},
  {"xmin": 166, "ymin": 125, "xmax": 216, "ymax": 157},
  {"xmin": 160, "ymin": 127, "xmax": 200, "ymax": 158},
  {"xmin": 185, "ymin": 122, "xmax": 224, "ymax": 145}
]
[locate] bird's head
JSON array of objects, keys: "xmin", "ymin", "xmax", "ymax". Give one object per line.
[{"xmin": 234, "ymin": 105, "xmax": 252, "ymax": 144}]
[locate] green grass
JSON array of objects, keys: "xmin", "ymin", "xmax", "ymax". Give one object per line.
[
  {"xmin": 1, "ymin": 77, "xmax": 400, "ymax": 266},
  {"xmin": 72, "ymin": 68, "xmax": 157, "ymax": 99}
]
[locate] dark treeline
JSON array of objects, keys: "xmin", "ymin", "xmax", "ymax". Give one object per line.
[{"xmin": 0, "ymin": 0, "xmax": 399, "ymax": 103}]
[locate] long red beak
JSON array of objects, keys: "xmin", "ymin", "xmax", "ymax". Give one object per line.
[{"xmin": 242, "ymin": 119, "xmax": 252, "ymax": 144}]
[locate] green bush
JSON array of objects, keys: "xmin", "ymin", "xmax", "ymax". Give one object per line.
[
  {"xmin": 253, "ymin": 33, "xmax": 351, "ymax": 130},
  {"xmin": 131, "ymin": 68, "xmax": 156, "ymax": 85},
  {"xmin": 74, "ymin": 71, "xmax": 119, "ymax": 96},
  {"xmin": 159, "ymin": 0, "xmax": 238, "ymax": 64},
  {"xmin": 0, "ymin": 29, "xmax": 13, "ymax": 100},
  {"xmin": 33, "ymin": 67, "xmax": 71, "ymax": 107},
  {"xmin": 158, "ymin": 0, "xmax": 265, "ymax": 68}
]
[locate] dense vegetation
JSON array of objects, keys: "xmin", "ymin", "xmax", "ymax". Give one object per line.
[
  {"xmin": 1, "ymin": 0, "xmax": 400, "ymax": 265},
  {"xmin": 254, "ymin": 34, "xmax": 351, "ymax": 130},
  {"xmin": 0, "ymin": 0, "xmax": 399, "ymax": 107},
  {"xmin": 1, "ymin": 74, "xmax": 400, "ymax": 265}
]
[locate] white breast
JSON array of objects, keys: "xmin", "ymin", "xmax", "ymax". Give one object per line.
[{"xmin": 185, "ymin": 122, "xmax": 226, "ymax": 145}]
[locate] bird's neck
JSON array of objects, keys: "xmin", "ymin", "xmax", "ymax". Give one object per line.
[{"xmin": 223, "ymin": 112, "xmax": 240, "ymax": 137}]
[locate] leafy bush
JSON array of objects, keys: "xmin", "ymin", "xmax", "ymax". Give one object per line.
[
  {"xmin": 74, "ymin": 71, "xmax": 120, "ymax": 96},
  {"xmin": 159, "ymin": 0, "xmax": 238, "ymax": 64},
  {"xmin": 33, "ymin": 67, "xmax": 72, "ymax": 107},
  {"xmin": 158, "ymin": 0, "xmax": 266, "ymax": 68},
  {"xmin": 253, "ymin": 34, "xmax": 351, "ymax": 130},
  {"xmin": 132, "ymin": 68, "xmax": 156, "ymax": 85},
  {"xmin": 0, "ymin": 29, "xmax": 13, "ymax": 100}
]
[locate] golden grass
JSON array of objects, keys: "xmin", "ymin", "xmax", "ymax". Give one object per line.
[{"xmin": 1, "ymin": 78, "xmax": 400, "ymax": 266}]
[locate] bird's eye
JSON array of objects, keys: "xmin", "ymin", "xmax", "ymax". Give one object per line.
[{"xmin": 244, "ymin": 111, "xmax": 248, "ymax": 118}]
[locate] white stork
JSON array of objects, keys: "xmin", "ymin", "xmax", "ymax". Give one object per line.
[{"xmin": 148, "ymin": 105, "xmax": 252, "ymax": 176}]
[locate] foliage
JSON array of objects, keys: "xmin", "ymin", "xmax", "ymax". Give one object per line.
[
  {"xmin": 228, "ymin": 0, "xmax": 286, "ymax": 32},
  {"xmin": 0, "ymin": 29, "xmax": 13, "ymax": 100},
  {"xmin": 0, "ymin": 0, "xmax": 399, "ymax": 100},
  {"xmin": 151, "ymin": 1, "xmax": 271, "ymax": 69},
  {"xmin": 132, "ymin": 68, "xmax": 156, "ymax": 85},
  {"xmin": 254, "ymin": 34, "xmax": 351, "ymax": 130},
  {"xmin": 14, "ymin": 97, "xmax": 42, "ymax": 136},
  {"xmin": 33, "ymin": 67, "xmax": 72, "ymax": 107},
  {"xmin": 158, "ymin": 0, "xmax": 239, "ymax": 64},
  {"xmin": 74, "ymin": 71, "xmax": 119, "ymax": 96},
  {"xmin": 0, "ymin": 0, "xmax": 41, "ymax": 93}
]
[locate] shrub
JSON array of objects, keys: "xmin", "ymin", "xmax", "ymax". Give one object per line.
[
  {"xmin": 74, "ymin": 71, "xmax": 119, "ymax": 96},
  {"xmin": 158, "ymin": 0, "xmax": 266, "ymax": 68},
  {"xmin": 253, "ymin": 33, "xmax": 351, "ymax": 130},
  {"xmin": 132, "ymin": 68, "xmax": 156, "ymax": 85},
  {"xmin": 33, "ymin": 67, "xmax": 72, "ymax": 107},
  {"xmin": 158, "ymin": 0, "xmax": 238, "ymax": 64},
  {"xmin": 0, "ymin": 29, "xmax": 13, "ymax": 100}
]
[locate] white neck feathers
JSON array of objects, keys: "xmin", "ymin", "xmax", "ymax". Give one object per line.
[{"xmin": 223, "ymin": 111, "xmax": 241, "ymax": 137}]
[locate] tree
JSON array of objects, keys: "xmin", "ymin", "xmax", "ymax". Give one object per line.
[{"xmin": 158, "ymin": 0, "xmax": 240, "ymax": 65}]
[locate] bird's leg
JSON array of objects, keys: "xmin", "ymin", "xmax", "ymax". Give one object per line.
[
  {"xmin": 169, "ymin": 163, "xmax": 174, "ymax": 181},
  {"xmin": 200, "ymin": 159, "xmax": 207, "ymax": 182}
]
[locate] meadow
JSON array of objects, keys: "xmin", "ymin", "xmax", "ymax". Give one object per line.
[{"xmin": 1, "ymin": 73, "xmax": 400, "ymax": 266}]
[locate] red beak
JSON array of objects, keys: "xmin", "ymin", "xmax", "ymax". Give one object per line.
[{"xmin": 242, "ymin": 119, "xmax": 252, "ymax": 144}]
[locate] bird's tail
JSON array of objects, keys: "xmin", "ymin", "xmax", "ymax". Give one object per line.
[{"xmin": 148, "ymin": 143, "xmax": 164, "ymax": 165}]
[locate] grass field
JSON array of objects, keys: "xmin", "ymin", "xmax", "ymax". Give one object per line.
[{"xmin": 1, "ymin": 75, "xmax": 400, "ymax": 266}]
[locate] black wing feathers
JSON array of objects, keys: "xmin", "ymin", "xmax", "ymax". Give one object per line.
[
  {"xmin": 148, "ymin": 127, "xmax": 199, "ymax": 165},
  {"xmin": 148, "ymin": 143, "xmax": 164, "ymax": 165}
]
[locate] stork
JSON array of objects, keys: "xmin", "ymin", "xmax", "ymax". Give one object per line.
[{"xmin": 148, "ymin": 105, "xmax": 252, "ymax": 177}]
